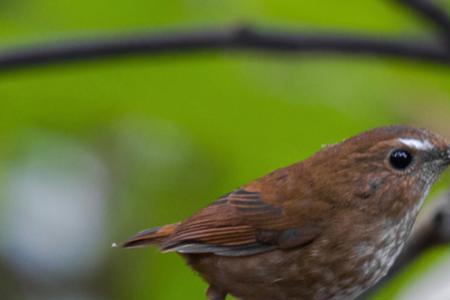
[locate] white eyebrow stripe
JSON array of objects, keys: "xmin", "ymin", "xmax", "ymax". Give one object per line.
[{"xmin": 398, "ymin": 138, "xmax": 434, "ymax": 151}]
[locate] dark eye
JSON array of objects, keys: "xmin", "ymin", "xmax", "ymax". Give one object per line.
[{"xmin": 389, "ymin": 149, "xmax": 413, "ymax": 170}]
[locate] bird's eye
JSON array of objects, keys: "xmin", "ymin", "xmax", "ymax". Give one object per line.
[{"xmin": 389, "ymin": 149, "xmax": 413, "ymax": 170}]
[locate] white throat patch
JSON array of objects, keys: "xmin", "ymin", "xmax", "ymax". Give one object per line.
[{"xmin": 398, "ymin": 138, "xmax": 433, "ymax": 151}]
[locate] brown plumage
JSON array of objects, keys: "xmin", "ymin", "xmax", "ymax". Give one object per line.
[{"xmin": 122, "ymin": 125, "xmax": 450, "ymax": 300}]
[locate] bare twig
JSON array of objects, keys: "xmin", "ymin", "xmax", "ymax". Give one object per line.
[
  {"xmin": 0, "ymin": 0, "xmax": 449, "ymax": 72},
  {"xmin": 0, "ymin": 28, "xmax": 448, "ymax": 73},
  {"xmin": 396, "ymin": 0, "xmax": 450, "ymax": 47}
]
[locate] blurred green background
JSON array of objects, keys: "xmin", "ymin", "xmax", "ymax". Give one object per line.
[{"xmin": 0, "ymin": 0, "xmax": 449, "ymax": 299}]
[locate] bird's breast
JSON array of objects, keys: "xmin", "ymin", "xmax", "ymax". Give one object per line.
[{"xmin": 355, "ymin": 207, "xmax": 420, "ymax": 289}]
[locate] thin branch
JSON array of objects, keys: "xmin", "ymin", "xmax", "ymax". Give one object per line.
[
  {"xmin": 396, "ymin": 0, "xmax": 450, "ymax": 47},
  {"xmin": 0, "ymin": 27, "xmax": 448, "ymax": 73},
  {"xmin": 0, "ymin": 0, "xmax": 449, "ymax": 72}
]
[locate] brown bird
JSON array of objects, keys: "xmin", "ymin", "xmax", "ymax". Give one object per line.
[{"xmin": 122, "ymin": 125, "xmax": 450, "ymax": 300}]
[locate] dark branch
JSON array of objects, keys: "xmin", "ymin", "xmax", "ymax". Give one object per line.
[
  {"xmin": 0, "ymin": 27, "xmax": 448, "ymax": 73},
  {"xmin": 396, "ymin": 0, "xmax": 450, "ymax": 47},
  {"xmin": 0, "ymin": 0, "xmax": 449, "ymax": 72}
]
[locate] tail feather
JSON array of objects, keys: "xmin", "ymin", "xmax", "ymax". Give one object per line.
[{"xmin": 122, "ymin": 223, "xmax": 179, "ymax": 249}]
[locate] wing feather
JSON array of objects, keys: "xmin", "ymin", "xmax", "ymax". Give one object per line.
[{"xmin": 161, "ymin": 188, "xmax": 324, "ymax": 256}]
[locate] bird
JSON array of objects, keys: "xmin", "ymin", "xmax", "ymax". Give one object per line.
[{"xmin": 121, "ymin": 125, "xmax": 450, "ymax": 300}]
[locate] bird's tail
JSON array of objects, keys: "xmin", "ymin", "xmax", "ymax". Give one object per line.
[{"xmin": 121, "ymin": 223, "xmax": 179, "ymax": 249}]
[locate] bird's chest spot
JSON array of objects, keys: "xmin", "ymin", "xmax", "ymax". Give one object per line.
[
  {"xmin": 320, "ymin": 216, "xmax": 416, "ymax": 300},
  {"xmin": 308, "ymin": 213, "xmax": 419, "ymax": 300},
  {"xmin": 357, "ymin": 212, "xmax": 417, "ymax": 287}
]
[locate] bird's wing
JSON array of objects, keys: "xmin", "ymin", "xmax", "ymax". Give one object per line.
[{"xmin": 161, "ymin": 188, "xmax": 326, "ymax": 256}]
